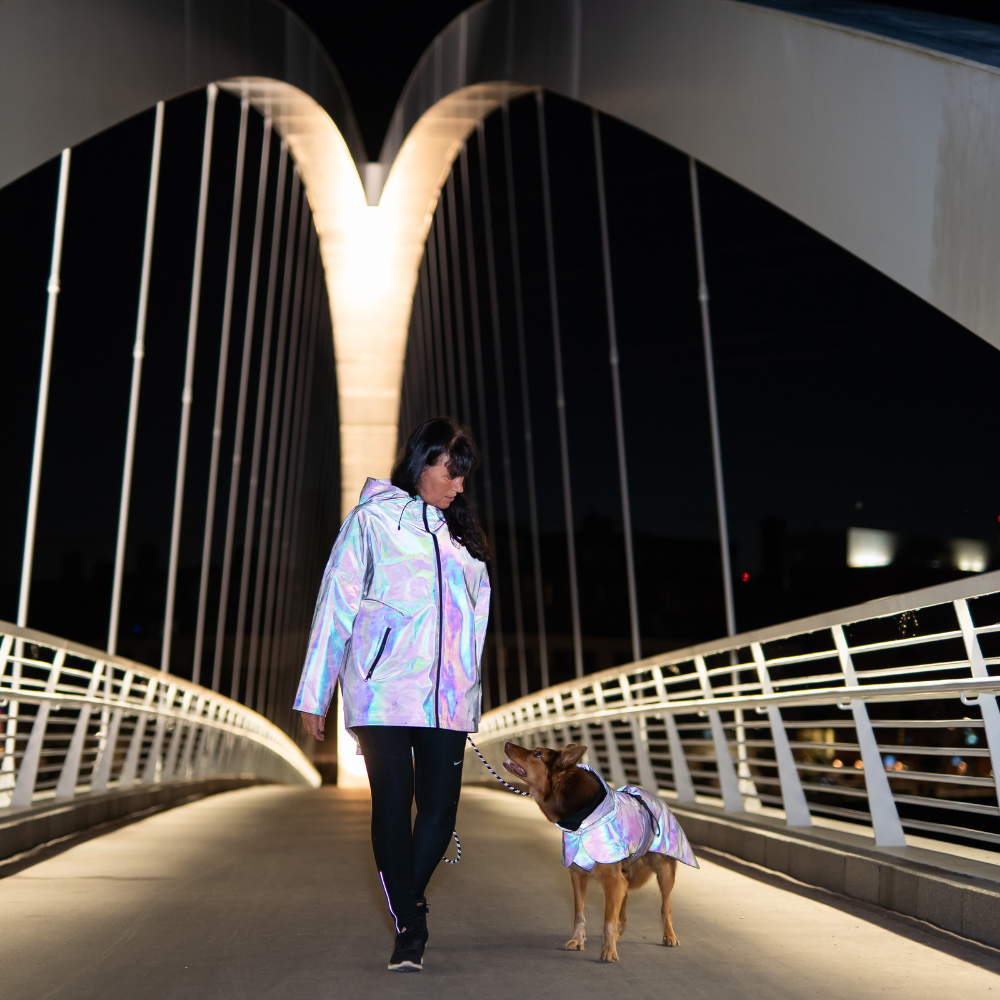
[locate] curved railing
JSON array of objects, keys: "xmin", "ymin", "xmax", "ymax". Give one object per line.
[
  {"xmin": 0, "ymin": 621, "xmax": 319, "ymax": 810},
  {"xmin": 472, "ymin": 572, "xmax": 1000, "ymax": 848}
]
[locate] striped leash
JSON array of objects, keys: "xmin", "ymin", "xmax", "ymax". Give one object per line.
[{"xmin": 442, "ymin": 737, "xmax": 530, "ymax": 864}]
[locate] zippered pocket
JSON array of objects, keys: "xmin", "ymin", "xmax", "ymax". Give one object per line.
[{"xmin": 364, "ymin": 628, "xmax": 392, "ymax": 680}]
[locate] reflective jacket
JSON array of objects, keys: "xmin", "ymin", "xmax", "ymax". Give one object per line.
[
  {"xmin": 557, "ymin": 766, "xmax": 700, "ymax": 871},
  {"xmin": 293, "ymin": 478, "xmax": 491, "ymax": 732}
]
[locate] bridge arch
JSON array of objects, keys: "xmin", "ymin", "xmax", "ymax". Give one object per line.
[{"xmin": 6, "ymin": 0, "xmax": 997, "ymax": 517}]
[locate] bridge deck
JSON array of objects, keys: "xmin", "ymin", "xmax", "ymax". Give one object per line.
[{"xmin": 0, "ymin": 784, "xmax": 997, "ymax": 998}]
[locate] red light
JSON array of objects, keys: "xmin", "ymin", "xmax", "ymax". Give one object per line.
[{"xmin": 741, "ymin": 572, "xmax": 749, "ymax": 582}]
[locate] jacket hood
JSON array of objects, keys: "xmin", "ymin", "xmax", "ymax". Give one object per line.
[
  {"xmin": 359, "ymin": 477, "xmax": 407, "ymax": 504},
  {"xmin": 357, "ymin": 477, "xmax": 444, "ymax": 526}
]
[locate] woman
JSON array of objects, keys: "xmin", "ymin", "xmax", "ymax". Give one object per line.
[{"xmin": 295, "ymin": 416, "xmax": 491, "ymax": 972}]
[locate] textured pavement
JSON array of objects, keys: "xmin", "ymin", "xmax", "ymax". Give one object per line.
[{"xmin": 1, "ymin": 783, "xmax": 998, "ymax": 999}]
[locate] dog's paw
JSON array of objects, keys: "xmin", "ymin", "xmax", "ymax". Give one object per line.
[
  {"xmin": 599, "ymin": 945, "xmax": 619, "ymax": 963},
  {"xmin": 663, "ymin": 933, "xmax": 680, "ymax": 948},
  {"xmin": 565, "ymin": 938, "xmax": 585, "ymax": 951}
]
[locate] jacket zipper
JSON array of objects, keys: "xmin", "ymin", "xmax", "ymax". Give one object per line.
[
  {"xmin": 423, "ymin": 502, "xmax": 444, "ymax": 728},
  {"xmin": 365, "ymin": 628, "xmax": 391, "ymax": 681}
]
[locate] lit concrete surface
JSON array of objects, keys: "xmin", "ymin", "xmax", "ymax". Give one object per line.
[{"xmin": 0, "ymin": 784, "xmax": 998, "ymax": 999}]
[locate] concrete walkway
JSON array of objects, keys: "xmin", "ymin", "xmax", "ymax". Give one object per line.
[{"xmin": 1, "ymin": 784, "xmax": 998, "ymax": 999}]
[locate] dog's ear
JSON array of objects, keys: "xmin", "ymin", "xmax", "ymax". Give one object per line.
[{"xmin": 555, "ymin": 744, "xmax": 587, "ymax": 769}]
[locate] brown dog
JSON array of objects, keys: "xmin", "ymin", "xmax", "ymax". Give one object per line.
[{"xmin": 503, "ymin": 741, "xmax": 680, "ymax": 963}]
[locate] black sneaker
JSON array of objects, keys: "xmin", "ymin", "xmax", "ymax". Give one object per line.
[
  {"xmin": 387, "ymin": 929, "xmax": 423, "ymax": 972},
  {"xmin": 414, "ymin": 898, "xmax": 429, "ymax": 948}
]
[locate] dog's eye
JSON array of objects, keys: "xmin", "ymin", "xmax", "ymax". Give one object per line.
[{"xmin": 533, "ymin": 749, "xmax": 542, "ymax": 757}]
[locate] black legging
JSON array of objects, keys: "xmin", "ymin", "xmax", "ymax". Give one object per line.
[{"xmin": 353, "ymin": 725, "xmax": 466, "ymax": 934}]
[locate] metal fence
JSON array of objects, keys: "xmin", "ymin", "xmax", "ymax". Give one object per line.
[
  {"xmin": 0, "ymin": 620, "xmax": 319, "ymax": 810},
  {"xmin": 471, "ymin": 572, "xmax": 1000, "ymax": 848}
]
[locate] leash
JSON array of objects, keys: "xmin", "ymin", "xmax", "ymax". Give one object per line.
[
  {"xmin": 441, "ymin": 829, "xmax": 461, "ymax": 864},
  {"xmin": 441, "ymin": 737, "xmax": 530, "ymax": 865},
  {"xmin": 626, "ymin": 789, "xmax": 661, "ymax": 838},
  {"xmin": 466, "ymin": 735, "xmax": 531, "ymax": 796}
]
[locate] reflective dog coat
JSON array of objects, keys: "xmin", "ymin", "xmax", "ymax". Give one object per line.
[{"xmin": 556, "ymin": 765, "xmax": 700, "ymax": 871}]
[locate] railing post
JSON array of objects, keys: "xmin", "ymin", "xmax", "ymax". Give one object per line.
[
  {"xmin": 695, "ymin": 656, "xmax": 744, "ymax": 811},
  {"xmin": 119, "ymin": 676, "xmax": 158, "ymax": 788},
  {"xmin": 592, "ymin": 679, "xmax": 627, "ymax": 787},
  {"xmin": 2, "ymin": 634, "xmax": 21, "ymax": 797},
  {"xmin": 141, "ymin": 683, "xmax": 175, "ymax": 784},
  {"xmin": 90, "ymin": 668, "xmax": 133, "ymax": 793},
  {"xmin": 10, "ymin": 649, "xmax": 64, "ymax": 807},
  {"xmin": 55, "ymin": 658, "xmax": 105, "ymax": 799},
  {"xmin": 195, "ymin": 704, "xmax": 218, "ymax": 777},
  {"xmin": 117, "ymin": 712, "xmax": 145, "ymax": 788},
  {"xmin": 651, "ymin": 663, "xmax": 695, "ymax": 802},
  {"xmin": 663, "ymin": 712, "xmax": 696, "ymax": 802},
  {"xmin": 161, "ymin": 690, "xmax": 191, "ymax": 781},
  {"xmin": 954, "ymin": 599, "xmax": 1000, "ymax": 800},
  {"xmin": 90, "ymin": 707, "xmax": 122, "ymax": 792},
  {"xmin": 177, "ymin": 696, "xmax": 204, "ymax": 780},
  {"xmin": 631, "ymin": 716, "xmax": 659, "ymax": 792},
  {"xmin": 751, "ymin": 642, "xmax": 811, "ymax": 826},
  {"xmin": 619, "ymin": 669, "xmax": 659, "ymax": 791},
  {"xmin": 832, "ymin": 625, "xmax": 905, "ymax": 845}
]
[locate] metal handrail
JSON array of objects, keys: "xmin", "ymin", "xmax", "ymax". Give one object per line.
[
  {"xmin": 0, "ymin": 620, "xmax": 319, "ymax": 810},
  {"xmin": 472, "ymin": 571, "xmax": 1000, "ymax": 848}
]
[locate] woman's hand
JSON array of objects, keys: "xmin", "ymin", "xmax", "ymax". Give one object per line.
[{"xmin": 300, "ymin": 712, "xmax": 326, "ymax": 741}]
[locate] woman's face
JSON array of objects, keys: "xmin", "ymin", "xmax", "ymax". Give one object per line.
[{"xmin": 418, "ymin": 454, "xmax": 464, "ymax": 509}]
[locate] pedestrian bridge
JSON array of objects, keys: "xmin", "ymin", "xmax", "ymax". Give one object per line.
[
  {"xmin": 3, "ymin": 569, "xmax": 1000, "ymax": 992},
  {"xmin": 4, "ymin": 0, "xmax": 1000, "ymax": 993}
]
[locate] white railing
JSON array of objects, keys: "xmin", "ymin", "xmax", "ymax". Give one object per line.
[
  {"xmin": 473, "ymin": 572, "xmax": 1000, "ymax": 848},
  {"xmin": 0, "ymin": 621, "xmax": 319, "ymax": 809}
]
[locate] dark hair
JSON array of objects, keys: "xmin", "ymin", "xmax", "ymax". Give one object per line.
[{"xmin": 391, "ymin": 417, "xmax": 492, "ymax": 562}]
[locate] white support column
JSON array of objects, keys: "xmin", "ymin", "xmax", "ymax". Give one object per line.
[
  {"xmin": 477, "ymin": 120, "xmax": 528, "ymax": 697},
  {"xmin": 689, "ymin": 157, "xmax": 737, "ymax": 641},
  {"xmin": 694, "ymin": 655, "xmax": 744, "ymax": 812},
  {"xmin": 458, "ymin": 146, "xmax": 506, "ymax": 700},
  {"xmin": 107, "ymin": 102, "xmax": 164, "ymax": 657},
  {"xmin": 18, "ymin": 148, "xmax": 71, "ymax": 635},
  {"xmin": 212, "ymin": 118, "xmax": 273, "ymax": 693},
  {"xmin": 832, "ymin": 625, "xmax": 905, "ymax": 845},
  {"xmin": 256, "ymin": 197, "xmax": 311, "ymax": 714},
  {"xmin": 751, "ymin": 642, "xmax": 811, "ymax": 826},
  {"xmin": 245, "ymin": 169, "xmax": 301, "ymax": 708},
  {"xmin": 502, "ymin": 102, "xmax": 549, "ymax": 690},
  {"xmin": 193, "ymin": 96, "xmax": 249, "ymax": 686},
  {"xmin": 231, "ymin": 140, "xmax": 288, "ymax": 703},
  {"xmin": 10, "ymin": 649, "xmax": 64, "ymax": 807},
  {"xmin": 954, "ymin": 599, "xmax": 1000, "ymax": 800},
  {"xmin": 593, "ymin": 110, "xmax": 641, "ymax": 663},
  {"xmin": 162, "ymin": 84, "xmax": 218, "ymax": 673},
  {"xmin": 536, "ymin": 91, "xmax": 583, "ymax": 679}
]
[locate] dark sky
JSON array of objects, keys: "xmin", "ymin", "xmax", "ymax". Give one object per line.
[
  {"xmin": 282, "ymin": 1, "xmax": 469, "ymax": 161},
  {"xmin": 283, "ymin": 0, "xmax": 1000, "ymax": 162}
]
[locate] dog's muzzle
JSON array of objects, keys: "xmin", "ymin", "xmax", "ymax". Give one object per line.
[{"xmin": 503, "ymin": 759, "xmax": 527, "ymax": 778}]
